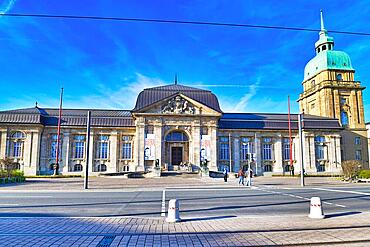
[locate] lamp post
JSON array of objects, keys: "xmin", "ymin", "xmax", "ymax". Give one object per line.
[{"xmin": 298, "ymin": 113, "xmax": 305, "ymax": 187}]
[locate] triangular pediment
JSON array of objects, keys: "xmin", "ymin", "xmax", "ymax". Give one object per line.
[{"xmin": 132, "ymin": 93, "xmax": 221, "ymax": 116}]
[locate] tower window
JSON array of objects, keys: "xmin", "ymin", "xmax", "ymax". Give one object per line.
[
  {"xmin": 322, "ymin": 45, "xmax": 326, "ymax": 51},
  {"xmin": 328, "ymin": 44, "xmax": 332, "ymax": 50},
  {"xmin": 311, "ymin": 80, "xmax": 315, "ymax": 87},
  {"xmin": 341, "ymin": 111, "xmax": 349, "ymax": 127},
  {"xmin": 336, "ymin": 73, "xmax": 343, "ymax": 81},
  {"xmin": 355, "ymin": 137, "xmax": 361, "ymax": 145},
  {"xmin": 317, "ymin": 47, "xmax": 320, "ymax": 53}
]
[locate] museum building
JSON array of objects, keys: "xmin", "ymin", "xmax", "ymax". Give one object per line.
[{"xmin": 0, "ymin": 13, "xmax": 368, "ymax": 176}]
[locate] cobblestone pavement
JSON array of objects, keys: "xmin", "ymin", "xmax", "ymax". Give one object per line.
[{"xmin": 1, "ymin": 213, "xmax": 370, "ymax": 246}]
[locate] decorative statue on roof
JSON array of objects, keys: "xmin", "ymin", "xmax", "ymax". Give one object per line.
[{"xmin": 161, "ymin": 96, "xmax": 195, "ymax": 114}]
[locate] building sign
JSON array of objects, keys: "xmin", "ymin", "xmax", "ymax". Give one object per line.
[
  {"xmin": 145, "ymin": 134, "xmax": 156, "ymax": 160},
  {"xmin": 201, "ymin": 135, "xmax": 211, "ymax": 161}
]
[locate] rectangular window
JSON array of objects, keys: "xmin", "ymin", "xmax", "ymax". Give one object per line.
[
  {"xmin": 98, "ymin": 142, "xmax": 108, "ymax": 159},
  {"xmin": 355, "ymin": 137, "xmax": 361, "ymax": 145},
  {"xmin": 315, "ymin": 145, "xmax": 325, "ymax": 160},
  {"xmin": 122, "ymin": 143, "xmax": 132, "ymax": 160},
  {"xmin": 355, "ymin": 150, "xmax": 362, "ymax": 160},
  {"xmin": 51, "ymin": 141, "xmax": 57, "ymax": 158},
  {"xmin": 13, "ymin": 142, "xmax": 22, "ymax": 158},
  {"xmin": 219, "ymin": 143, "xmax": 229, "ymax": 160},
  {"xmin": 74, "ymin": 142, "xmax": 85, "ymax": 159},
  {"xmin": 283, "ymin": 143, "xmax": 290, "ymax": 160},
  {"xmin": 262, "ymin": 144, "xmax": 272, "ymax": 160}
]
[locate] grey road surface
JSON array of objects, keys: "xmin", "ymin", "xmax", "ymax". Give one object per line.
[{"xmin": 0, "ymin": 185, "xmax": 369, "ymax": 218}]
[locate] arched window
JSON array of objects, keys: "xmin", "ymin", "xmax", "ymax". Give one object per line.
[
  {"xmin": 341, "ymin": 111, "xmax": 349, "ymax": 127},
  {"xmin": 322, "ymin": 45, "xmax": 326, "ymax": 51},
  {"xmin": 74, "ymin": 164, "xmax": 83, "ymax": 172},
  {"xmin": 11, "ymin": 131, "xmax": 25, "ymax": 139},
  {"xmin": 264, "ymin": 164, "xmax": 272, "ymax": 172},
  {"xmin": 165, "ymin": 131, "xmax": 188, "ymax": 142},
  {"xmin": 336, "ymin": 73, "xmax": 343, "ymax": 81}
]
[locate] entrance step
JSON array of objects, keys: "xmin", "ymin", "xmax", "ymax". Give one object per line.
[{"xmin": 161, "ymin": 171, "xmax": 199, "ymax": 178}]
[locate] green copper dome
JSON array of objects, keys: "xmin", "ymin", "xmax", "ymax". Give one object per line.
[
  {"xmin": 303, "ymin": 10, "xmax": 354, "ymax": 81},
  {"xmin": 304, "ymin": 50, "xmax": 354, "ymax": 80}
]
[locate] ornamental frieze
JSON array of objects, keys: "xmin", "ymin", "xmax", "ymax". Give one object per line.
[{"xmin": 161, "ymin": 96, "xmax": 195, "ymax": 114}]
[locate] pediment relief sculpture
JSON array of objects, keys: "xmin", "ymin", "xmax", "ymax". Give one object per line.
[{"xmin": 161, "ymin": 96, "xmax": 195, "ymax": 114}]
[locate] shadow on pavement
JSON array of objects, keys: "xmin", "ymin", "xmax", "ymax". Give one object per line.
[
  {"xmin": 325, "ymin": 211, "xmax": 362, "ymax": 218},
  {"xmin": 181, "ymin": 215, "xmax": 236, "ymax": 222}
]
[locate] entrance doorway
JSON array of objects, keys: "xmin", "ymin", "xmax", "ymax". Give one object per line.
[{"xmin": 171, "ymin": 147, "xmax": 183, "ymax": 166}]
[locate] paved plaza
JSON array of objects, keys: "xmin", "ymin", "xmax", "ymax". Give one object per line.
[
  {"xmin": 1, "ymin": 176, "xmax": 370, "ymax": 246},
  {"xmin": 1, "ymin": 213, "xmax": 370, "ymax": 246}
]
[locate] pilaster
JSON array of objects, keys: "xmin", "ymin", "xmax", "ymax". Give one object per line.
[
  {"xmin": 233, "ymin": 137, "xmax": 240, "ymax": 172},
  {"xmin": 274, "ymin": 135, "xmax": 283, "ymax": 173},
  {"xmin": 110, "ymin": 131, "xmax": 118, "ymax": 172}
]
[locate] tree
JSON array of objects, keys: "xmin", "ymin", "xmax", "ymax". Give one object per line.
[
  {"xmin": 0, "ymin": 157, "xmax": 19, "ymax": 177},
  {"xmin": 341, "ymin": 160, "xmax": 361, "ymax": 181}
]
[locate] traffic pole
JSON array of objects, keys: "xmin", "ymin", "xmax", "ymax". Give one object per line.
[
  {"xmin": 84, "ymin": 111, "xmax": 91, "ymax": 190},
  {"xmin": 298, "ymin": 113, "xmax": 305, "ymax": 187}
]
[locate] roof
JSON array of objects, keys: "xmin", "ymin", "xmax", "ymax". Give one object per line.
[
  {"xmin": 304, "ymin": 50, "xmax": 354, "ymax": 80},
  {"xmin": 132, "ymin": 84, "xmax": 222, "ymax": 112},
  {"xmin": 219, "ymin": 113, "xmax": 342, "ymax": 130},
  {"xmin": 0, "ymin": 107, "xmax": 134, "ymax": 127}
]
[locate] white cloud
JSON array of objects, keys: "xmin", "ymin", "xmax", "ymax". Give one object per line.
[
  {"xmin": 64, "ymin": 73, "xmax": 165, "ymax": 110},
  {"xmin": 0, "ymin": 0, "xmax": 16, "ymax": 14}
]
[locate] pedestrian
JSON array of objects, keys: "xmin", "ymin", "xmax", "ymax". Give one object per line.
[
  {"xmin": 246, "ymin": 168, "xmax": 253, "ymax": 186},
  {"xmin": 238, "ymin": 168, "xmax": 245, "ymax": 186},
  {"xmin": 223, "ymin": 167, "xmax": 228, "ymax": 182},
  {"xmin": 291, "ymin": 165, "xmax": 295, "ymax": 176}
]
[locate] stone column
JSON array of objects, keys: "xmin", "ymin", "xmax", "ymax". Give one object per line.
[
  {"xmin": 209, "ymin": 126, "xmax": 218, "ymax": 171},
  {"xmin": 22, "ymin": 131, "xmax": 33, "ymax": 175},
  {"xmin": 0, "ymin": 129, "xmax": 7, "ymax": 158},
  {"xmin": 274, "ymin": 135, "xmax": 283, "ymax": 173},
  {"xmin": 61, "ymin": 132, "xmax": 70, "ymax": 174},
  {"xmin": 233, "ymin": 137, "xmax": 240, "ymax": 173},
  {"xmin": 255, "ymin": 133, "xmax": 262, "ymax": 175},
  {"xmin": 31, "ymin": 129, "xmax": 41, "ymax": 175},
  {"xmin": 110, "ymin": 131, "xmax": 118, "ymax": 172},
  {"xmin": 193, "ymin": 124, "xmax": 201, "ymax": 167},
  {"xmin": 154, "ymin": 122, "xmax": 163, "ymax": 167},
  {"xmin": 335, "ymin": 135, "xmax": 342, "ymax": 171},
  {"xmin": 134, "ymin": 118, "xmax": 146, "ymax": 171},
  {"xmin": 87, "ymin": 131, "xmax": 94, "ymax": 175}
]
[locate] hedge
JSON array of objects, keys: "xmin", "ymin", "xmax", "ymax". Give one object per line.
[
  {"xmin": 358, "ymin": 170, "xmax": 370, "ymax": 179},
  {"xmin": 25, "ymin": 174, "xmax": 82, "ymax": 178}
]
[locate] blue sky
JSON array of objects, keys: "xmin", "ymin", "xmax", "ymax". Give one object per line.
[{"xmin": 0, "ymin": 0, "xmax": 370, "ymax": 120}]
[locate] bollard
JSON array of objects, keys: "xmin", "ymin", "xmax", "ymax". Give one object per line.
[
  {"xmin": 308, "ymin": 197, "xmax": 325, "ymax": 219},
  {"xmin": 166, "ymin": 199, "xmax": 181, "ymax": 223},
  {"xmin": 161, "ymin": 190, "xmax": 166, "ymax": 217}
]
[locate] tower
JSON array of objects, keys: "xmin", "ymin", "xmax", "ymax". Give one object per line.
[{"xmin": 298, "ymin": 11, "xmax": 368, "ymax": 168}]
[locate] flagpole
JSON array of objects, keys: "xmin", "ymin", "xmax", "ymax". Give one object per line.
[
  {"xmin": 54, "ymin": 87, "xmax": 63, "ymax": 176},
  {"xmin": 288, "ymin": 95, "xmax": 293, "ymax": 173}
]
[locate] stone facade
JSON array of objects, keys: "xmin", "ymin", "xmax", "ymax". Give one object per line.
[
  {"xmin": 298, "ymin": 11, "xmax": 369, "ymax": 169},
  {"xmin": 0, "ymin": 13, "xmax": 366, "ymax": 176}
]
